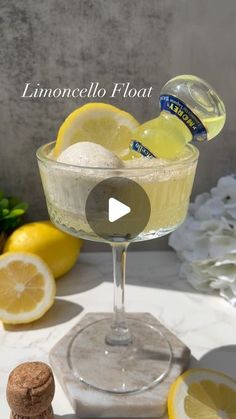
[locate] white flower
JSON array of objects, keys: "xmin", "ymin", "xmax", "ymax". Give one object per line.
[
  {"xmin": 194, "ymin": 197, "xmax": 225, "ymax": 221},
  {"xmin": 211, "ymin": 175, "xmax": 236, "ymax": 221},
  {"xmin": 211, "ymin": 176, "xmax": 236, "ymax": 203},
  {"xmin": 169, "ymin": 174, "xmax": 236, "ymax": 306},
  {"xmin": 209, "ymin": 234, "xmax": 236, "ymax": 259}
]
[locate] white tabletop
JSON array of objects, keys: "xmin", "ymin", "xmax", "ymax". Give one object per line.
[{"xmin": 1, "ymin": 251, "xmax": 236, "ymax": 418}]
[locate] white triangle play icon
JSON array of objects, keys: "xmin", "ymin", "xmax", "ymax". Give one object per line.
[{"xmin": 108, "ymin": 197, "xmax": 131, "ymax": 223}]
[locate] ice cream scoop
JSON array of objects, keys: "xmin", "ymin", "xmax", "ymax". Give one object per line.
[{"xmin": 57, "ymin": 141, "xmax": 123, "ymax": 168}]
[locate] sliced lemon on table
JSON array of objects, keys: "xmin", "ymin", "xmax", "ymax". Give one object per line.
[
  {"xmin": 168, "ymin": 368, "xmax": 236, "ymax": 418},
  {"xmin": 54, "ymin": 102, "xmax": 139, "ymax": 158},
  {"xmin": 0, "ymin": 252, "xmax": 56, "ymax": 324}
]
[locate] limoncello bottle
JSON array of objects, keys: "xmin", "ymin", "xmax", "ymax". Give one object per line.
[{"xmin": 129, "ymin": 75, "xmax": 226, "ymax": 160}]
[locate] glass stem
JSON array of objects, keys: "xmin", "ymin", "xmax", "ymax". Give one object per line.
[{"xmin": 105, "ymin": 243, "xmax": 132, "ymax": 346}]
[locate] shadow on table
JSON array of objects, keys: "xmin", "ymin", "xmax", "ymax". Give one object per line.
[
  {"xmin": 189, "ymin": 345, "xmax": 236, "ymax": 377},
  {"xmin": 57, "ymin": 261, "xmax": 105, "ymax": 296},
  {"xmin": 56, "ymin": 251, "xmax": 225, "ymax": 299},
  {"xmin": 56, "ymin": 252, "xmax": 195, "ymax": 297},
  {"xmin": 3, "ymin": 299, "xmax": 83, "ymax": 332}
]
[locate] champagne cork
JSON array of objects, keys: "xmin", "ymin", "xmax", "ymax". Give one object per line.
[{"xmin": 6, "ymin": 362, "xmax": 55, "ymax": 418}]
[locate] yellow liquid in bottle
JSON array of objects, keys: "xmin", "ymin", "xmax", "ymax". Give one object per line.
[
  {"xmin": 126, "ymin": 75, "xmax": 226, "ymax": 161},
  {"xmin": 127, "ymin": 111, "xmax": 226, "ymax": 160},
  {"xmin": 198, "ymin": 113, "xmax": 226, "ymax": 140},
  {"xmin": 129, "ymin": 113, "xmax": 191, "ymax": 160}
]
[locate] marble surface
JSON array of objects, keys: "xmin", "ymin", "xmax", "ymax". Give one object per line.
[
  {"xmin": 1, "ymin": 251, "xmax": 236, "ymax": 418},
  {"xmin": 50, "ymin": 313, "xmax": 190, "ymax": 418}
]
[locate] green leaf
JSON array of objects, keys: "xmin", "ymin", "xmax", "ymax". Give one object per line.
[
  {"xmin": 4, "ymin": 209, "xmax": 25, "ymax": 219},
  {"xmin": 0, "ymin": 190, "xmax": 28, "ymax": 234},
  {"xmin": 13, "ymin": 202, "xmax": 28, "ymax": 212},
  {"xmin": 0, "ymin": 198, "xmax": 9, "ymax": 210},
  {"xmin": 8, "ymin": 197, "xmax": 21, "ymax": 209},
  {"xmin": 2, "ymin": 209, "xmax": 9, "ymax": 216}
]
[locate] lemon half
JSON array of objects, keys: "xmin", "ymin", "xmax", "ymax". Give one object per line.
[
  {"xmin": 54, "ymin": 102, "xmax": 139, "ymax": 158},
  {"xmin": 168, "ymin": 368, "xmax": 236, "ymax": 418},
  {"xmin": 4, "ymin": 221, "xmax": 82, "ymax": 279},
  {"xmin": 0, "ymin": 252, "xmax": 56, "ymax": 324}
]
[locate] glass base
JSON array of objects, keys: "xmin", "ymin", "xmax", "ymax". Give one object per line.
[{"xmin": 68, "ymin": 318, "xmax": 172, "ymax": 394}]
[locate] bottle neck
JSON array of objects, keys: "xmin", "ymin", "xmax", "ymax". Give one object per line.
[{"xmin": 159, "ymin": 92, "xmax": 207, "ymax": 142}]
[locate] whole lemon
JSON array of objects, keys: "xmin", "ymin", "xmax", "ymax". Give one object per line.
[{"xmin": 3, "ymin": 221, "xmax": 82, "ymax": 279}]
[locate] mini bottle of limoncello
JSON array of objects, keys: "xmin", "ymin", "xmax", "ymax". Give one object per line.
[{"xmin": 129, "ymin": 75, "xmax": 226, "ymax": 160}]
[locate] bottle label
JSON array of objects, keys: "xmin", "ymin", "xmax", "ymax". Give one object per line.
[
  {"xmin": 159, "ymin": 94, "xmax": 207, "ymax": 141},
  {"xmin": 130, "ymin": 140, "xmax": 157, "ymax": 159}
]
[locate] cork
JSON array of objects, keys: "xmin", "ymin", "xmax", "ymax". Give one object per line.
[
  {"xmin": 10, "ymin": 405, "xmax": 54, "ymax": 419},
  {"xmin": 6, "ymin": 362, "xmax": 55, "ymax": 418}
]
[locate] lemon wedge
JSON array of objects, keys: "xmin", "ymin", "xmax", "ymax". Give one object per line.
[
  {"xmin": 54, "ymin": 102, "xmax": 139, "ymax": 158},
  {"xmin": 168, "ymin": 368, "xmax": 236, "ymax": 418},
  {"xmin": 0, "ymin": 252, "xmax": 56, "ymax": 324}
]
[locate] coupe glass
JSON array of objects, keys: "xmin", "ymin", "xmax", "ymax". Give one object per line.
[{"xmin": 37, "ymin": 141, "xmax": 198, "ymax": 394}]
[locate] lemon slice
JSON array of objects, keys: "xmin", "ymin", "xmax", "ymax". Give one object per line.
[
  {"xmin": 168, "ymin": 368, "xmax": 236, "ymax": 418},
  {"xmin": 54, "ymin": 102, "xmax": 139, "ymax": 158},
  {"xmin": 0, "ymin": 252, "xmax": 56, "ymax": 324}
]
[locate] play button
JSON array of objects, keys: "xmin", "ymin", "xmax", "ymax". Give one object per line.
[
  {"xmin": 108, "ymin": 198, "xmax": 131, "ymax": 222},
  {"xmin": 85, "ymin": 177, "xmax": 151, "ymax": 242}
]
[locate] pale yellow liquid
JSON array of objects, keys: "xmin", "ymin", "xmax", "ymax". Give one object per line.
[
  {"xmin": 40, "ymin": 145, "xmax": 198, "ymax": 243},
  {"xmin": 126, "ymin": 112, "xmax": 226, "ymax": 160}
]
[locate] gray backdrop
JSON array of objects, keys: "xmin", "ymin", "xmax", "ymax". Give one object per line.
[{"xmin": 0, "ymin": 0, "xmax": 235, "ymax": 251}]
